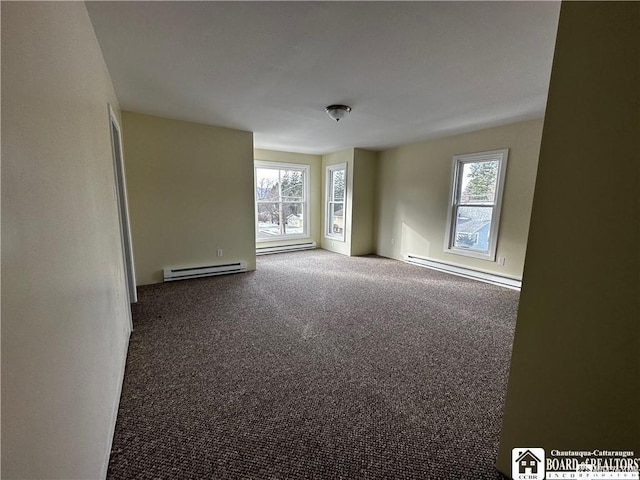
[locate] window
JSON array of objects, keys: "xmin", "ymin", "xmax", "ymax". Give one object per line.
[
  {"xmin": 444, "ymin": 149, "xmax": 508, "ymax": 261},
  {"xmin": 255, "ymin": 161, "xmax": 309, "ymax": 241},
  {"xmin": 326, "ymin": 163, "xmax": 347, "ymax": 241}
]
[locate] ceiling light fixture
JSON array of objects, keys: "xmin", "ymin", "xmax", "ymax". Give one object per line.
[{"xmin": 325, "ymin": 104, "xmax": 352, "ymax": 122}]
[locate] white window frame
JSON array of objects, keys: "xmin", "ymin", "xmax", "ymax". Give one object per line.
[
  {"xmin": 444, "ymin": 149, "xmax": 509, "ymax": 261},
  {"xmin": 255, "ymin": 161, "xmax": 310, "ymax": 243},
  {"xmin": 325, "ymin": 163, "xmax": 347, "ymax": 241}
]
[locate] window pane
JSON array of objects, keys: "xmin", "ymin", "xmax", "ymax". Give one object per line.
[
  {"xmin": 256, "ymin": 168, "xmax": 280, "ymax": 201},
  {"xmin": 283, "ymin": 203, "xmax": 304, "ymax": 235},
  {"xmin": 460, "ymin": 160, "xmax": 499, "ymax": 204},
  {"xmin": 332, "ymin": 169, "xmax": 345, "ymax": 201},
  {"xmin": 330, "ymin": 202, "xmax": 344, "ymax": 235},
  {"xmin": 280, "ymin": 170, "xmax": 304, "ymax": 202},
  {"xmin": 257, "ymin": 202, "xmax": 281, "ymax": 238},
  {"xmin": 453, "ymin": 206, "xmax": 493, "ymax": 252}
]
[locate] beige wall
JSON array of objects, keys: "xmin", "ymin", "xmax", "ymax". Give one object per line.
[
  {"xmin": 122, "ymin": 112, "xmax": 255, "ymax": 285},
  {"xmin": 1, "ymin": 2, "xmax": 132, "ymax": 478},
  {"xmin": 351, "ymin": 149, "xmax": 378, "ymax": 256},
  {"xmin": 254, "ymin": 149, "xmax": 322, "ymax": 248},
  {"xmin": 497, "ymin": 2, "xmax": 639, "ymax": 476},
  {"xmin": 376, "ymin": 119, "xmax": 543, "ymax": 279}
]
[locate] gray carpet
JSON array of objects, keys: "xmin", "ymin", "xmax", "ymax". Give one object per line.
[{"xmin": 108, "ymin": 250, "xmax": 516, "ymax": 479}]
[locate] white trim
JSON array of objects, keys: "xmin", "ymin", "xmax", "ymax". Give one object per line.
[
  {"xmin": 255, "ymin": 160, "xmax": 310, "ymax": 243},
  {"xmin": 444, "ymin": 148, "xmax": 509, "ymax": 262},
  {"xmin": 325, "ymin": 162, "xmax": 347, "ymax": 241},
  {"xmin": 404, "ymin": 254, "xmax": 521, "ymax": 290},
  {"xmin": 108, "ymin": 104, "xmax": 137, "ymax": 312}
]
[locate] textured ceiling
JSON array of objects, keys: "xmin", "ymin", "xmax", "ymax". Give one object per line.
[{"xmin": 87, "ymin": 1, "xmax": 560, "ymax": 154}]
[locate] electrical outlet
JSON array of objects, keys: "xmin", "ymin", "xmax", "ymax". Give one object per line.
[
  {"xmin": 498, "ymin": 257, "xmax": 505, "ymax": 266},
  {"xmin": 391, "ymin": 238, "xmax": 395, "ymax": 245},
  {"xmin": 217, "ymin": 249, "xmax": 223, "ymax": 257}
]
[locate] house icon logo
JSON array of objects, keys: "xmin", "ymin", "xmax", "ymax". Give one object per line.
[{"xmin": 512, "ymin": 448, "xmax": 545, "ymax": 480}]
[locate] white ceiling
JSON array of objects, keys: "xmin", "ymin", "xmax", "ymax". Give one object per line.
[{"xmin": 87, "ymin": 1, "xmax": 560, "ymax": 155}]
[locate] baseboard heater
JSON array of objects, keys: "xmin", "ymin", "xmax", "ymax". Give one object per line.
[
  {"xmin": 163, "ymin": 261, "xmax": 247, "ymax": 282},
  {"xmin": 256, "ymin": 242, "xmax": 316, "ymax": 256},
  {"xmin": 404, "ymin": 254, "xmax": 522, "ymax": 290}
]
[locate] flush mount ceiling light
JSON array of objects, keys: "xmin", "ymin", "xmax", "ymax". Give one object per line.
[{"xmin": 325, "ymin": 104, "xmax": 352, "ymax": 122}]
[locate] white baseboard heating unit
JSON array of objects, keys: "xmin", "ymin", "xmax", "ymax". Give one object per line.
[
  {"xmin": 404, "ymin": 254, "xmax": 522, "ymax": 290},
  {"xmin": 163, "ymin": 261, "xmax": 247, "ymax": 282},
  {"xmin": 256, "ymin": 242, "xmax": 316, "ymax": 256}
]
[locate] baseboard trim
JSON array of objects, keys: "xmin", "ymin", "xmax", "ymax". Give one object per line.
[{"xmin": 404, "ymin": 254, "xmax": 522, "ymax": 290}]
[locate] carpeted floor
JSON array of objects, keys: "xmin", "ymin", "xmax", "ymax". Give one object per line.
[{"xmin": 108, "ymin": 250, "xmax": 517, "ymax": 479}]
